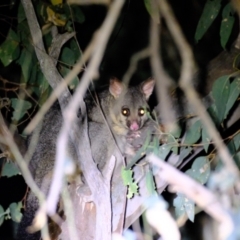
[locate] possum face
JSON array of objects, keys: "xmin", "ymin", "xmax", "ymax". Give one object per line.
[{"xmin": 109, "ymin": 78, "xmax": 155, "ymax": 135}]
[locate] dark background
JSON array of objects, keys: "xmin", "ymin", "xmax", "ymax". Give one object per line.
[{"xmin": 0, "ymin": 0, "xmax": 238, "ymax": 239}]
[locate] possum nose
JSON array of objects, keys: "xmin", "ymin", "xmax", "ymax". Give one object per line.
[{"xmin": 129, "ymin": 121, "xmax": 139, "ymax": 131}]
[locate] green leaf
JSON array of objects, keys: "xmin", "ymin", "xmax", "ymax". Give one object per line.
[
  {"xmin": 178, "ymin": 147, "xmax": 192, "ymax": 165},
  {"xmin": 212, "ymin": 75, "xmax": 230, "ymax": 123},
  {"xmin": 166, "ymin": 132, "xmax": 178, "ymax": 154},
  {"xmin": 71, "ymin": 5, "xmax": 85, "ymax": 24},
  {"xmin": 127, "ymin": 182, "xmax": 138, "ymax": 199},
  {"xmin": 233, "ymin": 133, "xmax": 240, "ymax": 151},
  {"xmin": 202, "ymin": 126, "xmax": 211, "ymax": 152},
  {"xmin": 28, "ymin": 64, "xmax": 51, "ymax": 102},
  {"xmin": 169, "ymin": 124, "xmax": 182, "ymax": 139},
  {"xmin": 9, "ymin": 202, "xmax": 22, "ymax": 223},
  {"xmin": 234, "ymin": 152, "xmax": 240, "ymax": 169},
  {"xmin": 29, "ymin": 64, "xmax": 38, "ymax": 94},
  {"xmin": 121, "ymin": 167, "xmax": 138, "ymax": 198},
  {"xmin": 207, "ymin": 104, "xmax": 219, "ymax": 125},
  {"xmin": 220, "ymin": 3, "xmax": 235, "ymax": 49},
  {"xmin": 59, "ymin": 47, "xmax": 79, "ymax": 90},
  {"xmin": 39, "ymin": 86, "xmax": 52, "ymax": 106},
  {"xmin": 173, "ymin": 193, "xmax": 195, "ymax": 222},
  {"xmin": 1, "ymin": 162, "xmax": 20, "ymax": 177},
  {"xmin": 43, "ymin": 32, "xmax": 53, "ymax": 50},
  {"xmin": 227, "ymin": 140, "xmax": 236, "ymax": 155},
  {"xmin": 158, "ymin": 144, "xmax": 172, "ymax": 160},
  {"xmin": 18, "ymin": 3, "xmax": 26, "ymax": 23},
  {"xmin": 227, "ymin": 140, "xmax": 240, "ymax": 169},
  {"xmin": 185, "ymin": 169, "xmax": 195, "ymax": 179},
  {"xmin": 17, "ymin": 47, "xmax": 34, "ymax": 83},
  {"xmin": 0, "ymin": 205, "xmax": 5, "ymax": 226},
  {"xmin": 17, "ymin": 20, "xmax": 30, "ymax": 43},
  {"xmin": 11, "ymin": 98, "xmax": 32, "ymax": 122},
  {"xmin": 70, "ymin": 39, "xmax": 81, "ymax": 60},
  {"xmin": 173, "ymin": 194, "xmax": 185, "ymax": 219},
  {"xmin": 225, "ymin": 77, "xmax": 240, "ymax": 119},
  {"xmin": 144, "ymin": 0, "xmax": 160, "ymax": 24},
  {"xmin": 184, "ymin": 198, "xmax": 195, "ymax": 222},
  {"xmin": 191, "ymin": 157, "xmax": 210, "ymax": 184},
  {"xmin": 184, "ymin": 120, "xmax": 202, "ymax": 145},
  {"xmin": 152, "ymin": 134, "xmax": 160, "ymax": 156},
  {"xmin": 121, "ymin": 167, "xmax": 133, "ymax": 186},
  {"xmin": 60, "ymin": 47, "xmax": 75, "ymax": 66},
  {"xmin": 59, "ymin": 65, "xmax": 79, "ymax": 90},
  {"xmin": 37, "ymin": 70, "xmax": 51, "ymax": 95},
  {"xmin": 0, "ymin": 29, "xmax": 20, "ymax": 66},
  {"xmin": 146, "ymin": 170, "xmax": 156, "ymax": 195},
  {"xmin": 195, "ymin": 0, "xmax": 222, "ymax": 42}
]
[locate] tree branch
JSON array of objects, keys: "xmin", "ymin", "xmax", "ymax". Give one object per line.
[
  {"xmin": 149, "ymin": 154, "xmax": 233, "ymax": 239},
  {"xmin": 21, "ymin": 0, "xmax": 72, "ymax": 111},
  {"xmin": 45, "ymin": 1, "xmax": 125, "ymax": 239},
  {"xmin": 49, "ymin": 27, "xmax": 76, "ymax": 65}
]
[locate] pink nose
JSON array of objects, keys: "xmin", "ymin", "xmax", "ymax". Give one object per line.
[{"xmin": 130, "ymin": 121, "xmax": 139, "ymax": 131}]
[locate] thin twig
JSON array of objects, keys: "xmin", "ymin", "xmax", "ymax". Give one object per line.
[
  {"xmin": 150, "ymin": 18, "xmax": 176, "ymax": 132},
  {"xmin": 122, "ymin": 47, "xmax": 150, "ymax": 85}
]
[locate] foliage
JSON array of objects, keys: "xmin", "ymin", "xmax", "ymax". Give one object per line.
[
  {"xmin": 195, "ymin": 0, "xmax": 235, "ymax": 49},
  {"xmin": 0, "ymin": 0, "xmax": 83, "ymax": 108},
  {"xmin": 125, "ymin": 75, "xmax": 240, "ymax": 224},
  {"xmin": 121, "ymin": 167, "xmax": 138, "ymax": 198},
  {"xmin": 1, "ymin": 161, "xmax": 20, "ymax": 177},
  {"xmin": 0, "ymin": 202, "xmax": 22, "ymax": 227}
]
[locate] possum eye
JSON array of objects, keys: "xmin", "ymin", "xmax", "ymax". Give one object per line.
[
  {"xmin": 122, "ymin": 107, "xmax": 130, "ymax": 117},
  {"xmin": 138, "ymin": 108, "xmax": 145, "ymax": 116}
]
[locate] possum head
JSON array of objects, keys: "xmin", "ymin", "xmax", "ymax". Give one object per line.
[{"xmin": 109, "ymin": 77, "xmax": 155, "ymax": 135}]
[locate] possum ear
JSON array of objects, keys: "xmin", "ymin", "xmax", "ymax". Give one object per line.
[
  {"xmin": 141, "ymin": 78, "xmax": 155, "ymax": 100},
  {"xmin": 109, "ymin": 77, "xmax": 125, "ymax": 99}
]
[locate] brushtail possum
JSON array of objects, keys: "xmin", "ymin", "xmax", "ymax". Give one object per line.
[
  {"xmin": 87, "ymin": 77, "xmax": 156, "ymax": 168},
  {"xmin": 16, "ymin": 78, "xmax": 155, "ymax": 240}
]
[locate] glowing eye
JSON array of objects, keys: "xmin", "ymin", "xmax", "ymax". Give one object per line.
[
  {"xmin": 138, "ymin": 108, "xmax": 145, "ymax": 116},
  {"xmin": 122, "ymin": 108, "xmax": 130, "ymax": 116}
]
